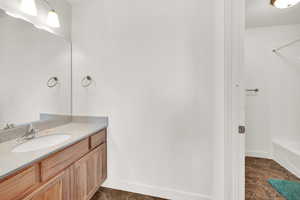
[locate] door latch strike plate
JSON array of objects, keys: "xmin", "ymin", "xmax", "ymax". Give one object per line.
[{"xmin": 239, "ymin": 126, "xmax": 246, "ymax": 134}]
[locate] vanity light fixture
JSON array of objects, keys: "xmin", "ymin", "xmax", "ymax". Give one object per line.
[
  {"xmin": 271, "ymin": 0, "xmax": 300, "ymax": 9},
  {"xmin": 47, "ymin": 9, "xmax": 60, "ymax": 28},
  {"xmin": 43, "ymin": 0, "xmax": 61, "ymax": 28},
  {"xmin": 20, "ymin": 0, "xmax": 37, "ymax": 16},
  {"xmin": 20, "ymin": 0, "xmax": 61, "ymax": 28}
]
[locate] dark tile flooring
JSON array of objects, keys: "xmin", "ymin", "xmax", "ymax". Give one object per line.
[
  {"xmin": 91, "ymin": 187, "xmax": 167, "ymax": 200},
  {"xmin": 246, "ymin": 157, "xmax": 300, "ymax": 200}
]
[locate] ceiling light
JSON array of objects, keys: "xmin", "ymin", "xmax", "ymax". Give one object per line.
[
  {"xmin": 271, "ymin": 0, "xmax": 300, "ymax": 9},
  {"xmin": 47, "ymin": 9, "xmax": 60, "ymax": 28},
  {"xmin": 20, "ymin": 0, "xmax": 37, "ymax": 16}
]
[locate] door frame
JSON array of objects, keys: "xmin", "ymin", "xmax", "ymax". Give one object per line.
[{"xmin": 224, "ymin": 0, "xmax": 246, "ymax": 199}]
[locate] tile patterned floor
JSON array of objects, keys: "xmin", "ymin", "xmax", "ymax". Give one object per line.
[
  {"xmin": 246, "ymin": 157, "xmax": 300, "ymax": 200},
  {"xmin": 91, "ymin": 187, "xmax": 167, "ymax": 200}
]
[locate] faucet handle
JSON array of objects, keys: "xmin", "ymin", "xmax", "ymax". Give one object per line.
[
  {"xmin": 27, "ymin": 124, "xmax": 39, "ymax": 137},
  {"xmin": 28, "ymin": 124, "xmax": 38, "ymax": 132},
  {"xmin": 28, "ymin": 123, "xmax": 33, "ymax": 131},
  {"xmin": 16, "ymin": 124, "xmax": 38, "ymax": 143}
]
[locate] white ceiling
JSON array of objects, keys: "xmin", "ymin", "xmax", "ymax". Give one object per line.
[{"xmin": 246, "ymin": 0, "xmax": 300, "ymax": 28}]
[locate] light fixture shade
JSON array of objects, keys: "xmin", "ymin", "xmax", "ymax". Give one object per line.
[
  {"xmin": 47, "ymin": 9, "xmax": 60, "ymax": 28},
  {"xmin": 271, "ymin": 0, "xmax": 300, "ymax": 9},
  {"xmin": 20, "ymin": 0, "xmax": 37, "ymax": 16}
]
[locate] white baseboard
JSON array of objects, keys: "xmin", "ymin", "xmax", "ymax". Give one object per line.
[
  {"xmin": 246, "ymin": 151, "xmax": 272, "ymax": 159},
  {"xmin": 103, "ymin": 180, "xmax": 211, "ymax": 200},
  {"xmin": 273, "ymin": 155, "xmax": 300, "ymax": 179}
]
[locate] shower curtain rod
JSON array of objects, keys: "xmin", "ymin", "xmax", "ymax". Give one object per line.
[{"xmin": 273, "ymin": 38, "xmax": 300, "ymax": 53}]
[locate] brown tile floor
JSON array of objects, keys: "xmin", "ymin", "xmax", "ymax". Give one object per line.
[
  {"xmin": 246, "ymin": 157, "xmax": 300, "ymax": 200},
  {"xmin": 91, "ymin": 187, "xmax": 167, "ymax": 200}
]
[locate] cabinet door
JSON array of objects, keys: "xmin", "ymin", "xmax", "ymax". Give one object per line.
[
  {"xmin": 73, "ymin": 144, "xmax": 107, "ymax": 200},
  {"xmin": 23, "ymin": 172, "xmax": 64, "ymax": 200},
  {"xmin": 0, "ymin": 164, "xmax": 40, "ymax": 200}
]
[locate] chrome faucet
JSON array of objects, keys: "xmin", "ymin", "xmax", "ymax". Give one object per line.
[{"xmin": 19, "ymin": 124, "xmax": 39, "ymax": 141}]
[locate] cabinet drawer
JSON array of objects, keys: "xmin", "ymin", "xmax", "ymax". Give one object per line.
[
  {"xmin": 22, "ymin": 170, "xmax": 65, "ymax": 200},
  {"xmin": 41, "ymin": 138, "xmax": 89, "ymax": 182},
  {"xmin": 90, "ymin": 129, "xmax": 106, "ymax": 149},
  {"xmin": 0, "ymin": 164, "xmax": 40, "ymax": 200}
]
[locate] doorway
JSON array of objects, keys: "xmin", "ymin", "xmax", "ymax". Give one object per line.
[{"xmin": 244, "ymin": 0, "xmax": 300, "ymax": 199}]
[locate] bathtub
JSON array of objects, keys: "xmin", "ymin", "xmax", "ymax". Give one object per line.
[{"xmin": 273, "ymin": 140, "xmax": 300, "ymax": 178}]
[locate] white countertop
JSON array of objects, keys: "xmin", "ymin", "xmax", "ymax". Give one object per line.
[{"xmin": 0, "ymin": 122, "xmax": 107, "ymax": 180}]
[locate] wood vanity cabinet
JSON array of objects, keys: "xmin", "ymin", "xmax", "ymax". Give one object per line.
[
  {"xmin": 72, "ymin": 144, "xmax": 107, "ymax": 200},
  {"xmin": 0, "ymin": 128, "xmax": 107, "ymax": 200}
]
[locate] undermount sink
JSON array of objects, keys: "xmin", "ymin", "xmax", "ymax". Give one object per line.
[{"xmin": 12, "ymin": 134, "xmax": 71, "ymax": 153}]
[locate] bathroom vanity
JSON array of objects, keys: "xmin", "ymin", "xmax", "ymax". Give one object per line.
[
  {"xmin": 0, "ymin": 118, "xmax": 108, "ymax": 200},
  {"xmin": 0, "ymin": 3, "xmax": 107, "ymax": 200}
]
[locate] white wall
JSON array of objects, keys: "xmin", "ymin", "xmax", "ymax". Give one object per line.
[
  {"xmin": 212, "ymin": 0, "xmax": 225, "ymax": 199},
  {"xmin": 0, "ymin": 13, "xmax": 71, "ymax": 128},
  {"xmin": 72, "ymin": 0, "xmax": 214, "ymax": 199},
  {"xmin": 245, "ymin": 24, "xmax": 300, "ymax": 158},
  {"xmin": 0, "ymin": 0, "xmax": 72, "ymax": 39}
]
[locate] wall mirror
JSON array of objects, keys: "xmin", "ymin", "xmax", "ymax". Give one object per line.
[{"xmin": 0, "ymin": 8, "xmax": 71, "ymax": 131}]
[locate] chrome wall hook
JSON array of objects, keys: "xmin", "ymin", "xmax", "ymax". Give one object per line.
[
  {"xmin": 47, "ymin": 77, "xmax": 59, "ymax": 88},
  {"xmin": 81, "ymin": 75, "xmax": 93, "ymax": 88}
]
